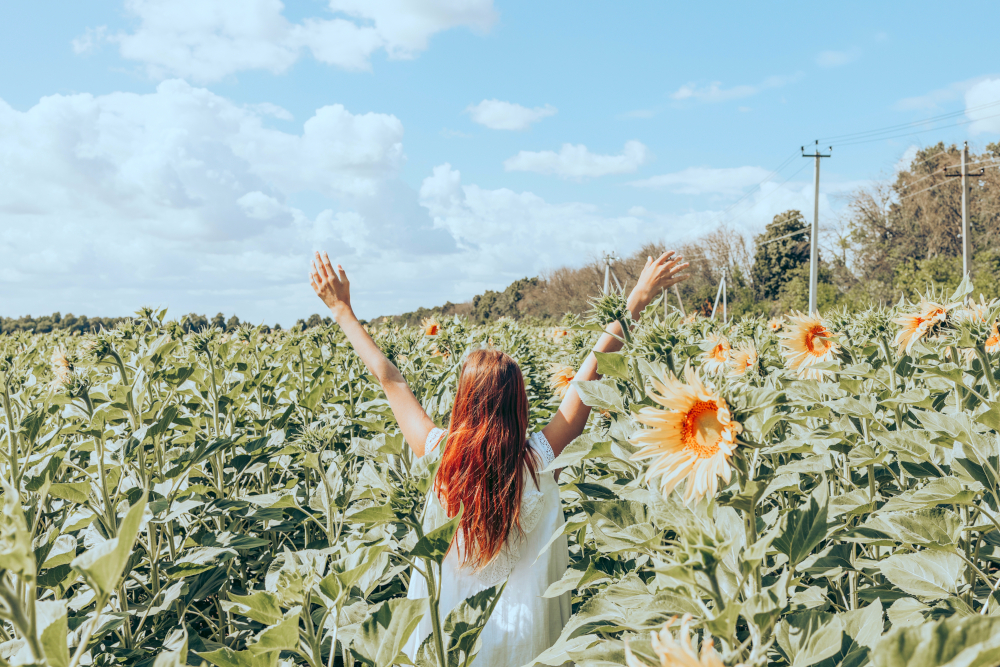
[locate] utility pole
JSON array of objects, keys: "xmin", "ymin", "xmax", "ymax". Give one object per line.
[
  {"xmin": 802, "ymin": 141, "xmax": 831, "ymax": 315},
  {"xmin": 711, "ymin": 267, "xmax": 727, "ymax": 321},
  {"xmin": 945, "ymin": 141, "xmax": 984, "ymax": 277},
  {"xmin": 602, "ymin": 252, "xmax": 622, "ymax": 294}
]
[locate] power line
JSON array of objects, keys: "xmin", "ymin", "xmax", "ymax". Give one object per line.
[
  {"xmin": 816, "ymin": 97, "xmax": 1000, "ymax": 143},
  {"xmin": 898, "ymin": 161, "xmax": 1000, "ymax": 200},
  {"xmin": 830, "ymin": 111, "xmax": 1000, "ymax": 148},
  {"xmin": 898, "ymin": 157, "xmax": 995, "ymax": 192}
]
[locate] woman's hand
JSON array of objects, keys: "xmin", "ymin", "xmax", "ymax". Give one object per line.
[
  {"xmin": 310, "ymin": 251, "xmax": 353, "ymax": 320},
  {"xmin": 627, "ymin": 250, "xmax": 690, "ymax": 316}
]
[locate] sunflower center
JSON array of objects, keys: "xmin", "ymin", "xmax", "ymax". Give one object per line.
[
  {"xmin": 711, "ymin": 345, "xmax": 727, "ymax": 361},
  {"xmin": 681, "ymin": 401, "xmax": 724, "ymax": 457},
  {"xmin": 805, "ymin": 325, "xmax": 832, "ymax": 356}
]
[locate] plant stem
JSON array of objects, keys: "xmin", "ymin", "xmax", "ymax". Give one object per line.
[
  {"xmin": 2, "ymin": 386, "xmax": 20, "ymax": 488},
  {"xmin": 424, "ymin": 561, "xmax": 449, "ymax": 667},
  {"xmin": 974, "ymin": 345, "xmax": 997, "ymax": 401}
]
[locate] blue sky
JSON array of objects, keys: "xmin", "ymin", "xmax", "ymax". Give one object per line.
[{"xmin": 2, "ymin": 1, "xmax": 1000, "ymax": 324}]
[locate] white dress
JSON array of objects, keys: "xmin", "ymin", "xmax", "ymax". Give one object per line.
[{"xmin": 403, "ymin": 428, "xmax": 571, "ymax": 667}]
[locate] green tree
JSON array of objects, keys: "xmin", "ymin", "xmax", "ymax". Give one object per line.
[{"xmin": 751, "ymin": 210, "xmax": 810, "ymax": 301}]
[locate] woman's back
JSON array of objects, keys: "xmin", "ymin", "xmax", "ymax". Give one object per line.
[{"xmin": 403, "ymin": 429, "xmax": 571, "ymax": 667}]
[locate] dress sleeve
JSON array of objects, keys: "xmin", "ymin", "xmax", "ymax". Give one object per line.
[
  {"xmin": 424, "ymin": 427, "xmax": 446, "ymax": 455},
  {"xmin": 529, "ymin": 431, "xmax": 556, "ymax": 468}
]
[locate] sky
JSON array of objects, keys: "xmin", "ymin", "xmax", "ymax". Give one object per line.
[{"xmin": 3, "ymin": 1, "xmax": 1000, "ymax": 324}]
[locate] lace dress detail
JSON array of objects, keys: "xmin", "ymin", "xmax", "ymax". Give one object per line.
[{"xmin": 425, "ymin": 427, "xmax": 446, "ymax": 454}]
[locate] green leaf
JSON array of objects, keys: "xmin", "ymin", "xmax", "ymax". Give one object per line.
[
  {"xmin": 36, "ymin": 599, "xmax": 70, "ymax": 667},
  {"xmin": 776, "ymin": 610, "xmax": 845, "ymax": 667},
  {"xmin": 416, "ymin": 583, "xmax": 505, "ymax": 667},
  {"xmin": 880, "ymin": 479, "xmax": 978, "ymax": 513},
  {"xmin": 152, "ymin": 627, "xmax": 188, "ymax": 667},
  {"xmin": 572, "ymin": 379, "xmax": 624, "ymax": 414},
  {"xmin": 0, "ymin": 477, "xmax": 36, "ymax": 579},
  {"xmin": 409, "ymin": 508, "xmax": 463, "ymax": 565},
  {"xmin": 248, "ymin": 608, "xmax": 300, "ymax": 654},
  {"xmin": 347, "ymin": 504, "xmax": 396, "ymax": 525},
  {"xmin": 71, "ymin": 494, "xmax": 147, "ymax": 596},
  {"xmin": 544, "ymin": 433, "xmax": 608, "ymax": 472},
  {"xmin": 773, "ymin": 496, "xmax": 830, "ymax": 569},
  {"xmin": 199, "ymin": 647, "xmax": 279, "ymax": 667},
  {"xmin": 976, "ymin": 401, "xmax": 1000, "ymax": 432},
  {"xmin": 167, "ymin": 547, "xmax": 237, "ymax": 579},
  {"xmin": 886, "ymin": 598, "xmax": 927, "ymax": 629},
  {"xmin": 872, "ymin": 613, "xmax": 1000, "ymax": 667},
  {"xmin": 865, "ymin": 509, "xmax": 963, "ymax": 549},
  {"xmin": 594, "ymin": 352, "xmax": 630, "ymax": 382},
  {"xmin": 350, "ymin": 597, "xmax": 428, "ymax": 667},
  {"xmin": 840, "ymin": 598, "xmax": 884, "ymax": 651},
  {"xmin": 879, "ymin": 551, "xmax": 964, "ymax": 600},
  {"xmin": 223, "ymin": 591, "xmax": 284, "ymax": 625}
]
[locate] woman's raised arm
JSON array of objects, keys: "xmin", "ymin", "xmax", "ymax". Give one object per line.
[
  {"xmin": 541, "ymin": 251, "xmax": 690, "ymax": 457},
  {"xmin": 310, "ymin": 252, "xmax": 438, "ymax": 457}
]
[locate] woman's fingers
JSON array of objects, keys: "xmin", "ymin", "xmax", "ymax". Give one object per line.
[
  {"xmin": 322, "ymin": 252, "xmax": 339, "ymax": 282},
  {"xmin": 655, "ymin": 250, "xmax": 677, "ymax": 266},
  {"xmin": 337, "ymin": 263, "xmax": 348, "ymax": 284},
  {"xmin": 313, "ymin": 252, "xmax": 331, "ymax": 281}
]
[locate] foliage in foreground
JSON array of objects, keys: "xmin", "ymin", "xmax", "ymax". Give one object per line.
[{"xmin": 1, "ymin": 283, "xmax": 1000, "ymax": 666}]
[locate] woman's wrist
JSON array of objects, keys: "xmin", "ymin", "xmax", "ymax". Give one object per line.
[
  {"xmin": 626, "ymin": 289, "xmax": 651, "ymax": 319},
  {"xmin": 329, "ymin": 302, "xmax": 356, "ymax": 323}
]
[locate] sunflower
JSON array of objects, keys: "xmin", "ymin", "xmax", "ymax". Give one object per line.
[
  {"xmin": 987, "ymin": 321, "xmax": 1000, "ymax": 354},
  {"xmin": 422, "ymin": 317, "xmax": 440, "ymax": 336},
  {"xmin": 50, "ymin": 348, "xmax": 72, "ymax": 388},
  {"xmin": 954, "ymin": 296, "xmax": 996, "ymax": 323},
  {"xmin": 630, "ymin": 366, "xmax": 742, "ymax": 503},
  {"xmin": 551, "ymin": 328, "xmax": 569, "ymax": 340},
  {"xmin": 727, "ymin": 343, "xmax": 758, "ymax": 377},
  {"xmin": 779, "ymin": 312, "xmax": 839, "ymax": 379},
  {"xmin": 700, "ymin": 334, "xmax": 730, "ymax": 375},
  {"xmin": 767, "ymin": 316, "xmax": 784, "ymax": 332},
  {"xmin": 624, "ymin": 615, "xmax": 725, "ymax": 667},
  {"xmin": 549, "ymin": 364, "xmax": 576, "ymax": 398},
  {"xmin": 892, "ymin": 300, "xmax": 950, "ymax": 355},
  {"xmin": 682, "ymin": 312, "xmax": 699, "ymax": 325}
]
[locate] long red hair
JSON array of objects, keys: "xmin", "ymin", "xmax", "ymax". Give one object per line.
[{"xmin": 434, "ymin": 348, "xmax": 538, "ymax": 570}]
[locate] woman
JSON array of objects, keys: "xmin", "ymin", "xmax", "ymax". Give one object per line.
[{"xmin": 309, "ymin": 250, "xmax": 688, "ymax": 666}]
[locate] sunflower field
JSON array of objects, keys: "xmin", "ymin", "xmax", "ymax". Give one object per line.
[{"xmin": 2, "ymin": 278, "xmax": 1000, "ymax": 667}]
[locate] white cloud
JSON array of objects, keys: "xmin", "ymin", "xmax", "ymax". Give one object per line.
[
  {"xmin": 894, "ymin": 145, "xmax": 920, "ymax": 173},
  {"xmin": 417, "ymin": 164, "xmax": 849, "ymax": 292},
  {"xmin": 816, "ymin": 47, "xmax": 861, "ymax": 68},
  {"xmin": 0, "ymin": 80, "xmax": 418, "ymax": 323},
  {"xmin": 71, "ymin": 26, "xmax": 108, "ymax": 54},
  {"xmin": 466, "ymin": 99, "xmax": 557, "ymax": 131},
  {"xmin": 503, "ymin": 141, "xmax": 650, "ymax": 179},
  {"xmin": 965, "ymin": 78, "xmax": 1000, "ymax": 134},
  {"xmin": 629, "ymin": 166, "xmax": 772, "ymax": 196},
  {"xmin": 81, "ymin": 0, "xmax": 498, "ymax": 82},
  {"xmin": 895, "ymin": 76, "xmax": 991, "ymax": 111},
  {"xmin": 670, "ymin": 74, "xmax": 801, "ymax": 103},
  {"xmin": 419, "ymin": 164, "xmax": 650, "ymax": 281}
]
